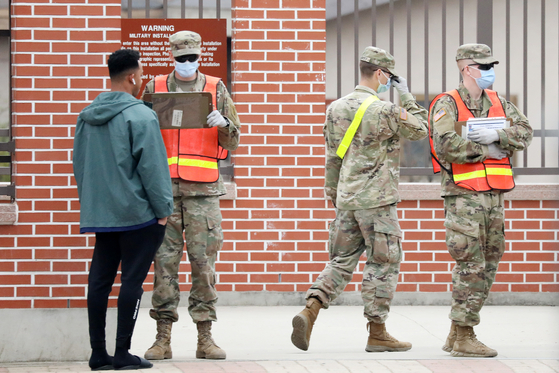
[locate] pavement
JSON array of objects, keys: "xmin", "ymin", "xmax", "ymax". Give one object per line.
[{"xmin": 1, "ymin": 305, "xmax": 558, "ymax": 372}]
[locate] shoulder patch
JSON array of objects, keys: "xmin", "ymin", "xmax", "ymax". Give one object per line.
[
  {"xmin": 433, "ymin": 109, "xmax": 446, "ymax": 122},
  {"xmin": 399, "ymin": 107, "xmax": 408, "ymax": 121}
]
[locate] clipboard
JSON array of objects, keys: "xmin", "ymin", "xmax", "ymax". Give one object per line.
[
  {"xmin": 144, "ymin": 92, "xmax": 213, "ymax": 129},
  {"xmin": 455, "ymin": 117, "xmax": 512, "ymax": 139}
]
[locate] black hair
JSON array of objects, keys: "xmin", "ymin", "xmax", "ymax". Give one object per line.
[
  {"xmin": 360, "ymin": 61, "xmax": 390, "ymax": 78},
  {"xmin": 107, "ymin": 49, "xmax": 140, "ymax": 80}
]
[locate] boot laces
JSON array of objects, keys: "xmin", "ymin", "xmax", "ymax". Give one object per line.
[{"xmin": 467, "ymin": 329, "xmax": 490, "ymax": 350}]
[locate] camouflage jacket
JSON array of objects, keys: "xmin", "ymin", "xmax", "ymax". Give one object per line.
[
  {"xmin": 324, "ymin": 85, "xmax": 428, "ymax": 211},
  {"xmin": 142, "ymin": 71, "xmax": 241, "ymax": 197},
  {"xmin": 430, "ymin": 83, "xmax": 532, "ymax": 197}
]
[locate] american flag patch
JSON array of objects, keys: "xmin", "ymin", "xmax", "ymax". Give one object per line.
[
  {"xmin": 399, "ymin": 107, "xmax": 408, "ymax": 120},
  {"xmin": 433, "ymin": 109, "xmax": 446, "ymax": 122}
]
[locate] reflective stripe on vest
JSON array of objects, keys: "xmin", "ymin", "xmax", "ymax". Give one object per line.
[
  {"xmin": 155, "ymin": 74, "xmax": 224, "ymax": 183},
  {"xmin": 336, "ymin": 95, "xmax": 380, "ymax": 159},
  {"xmin": 428, "ymin": 89, "xmax": 515, "ymax": 192}
]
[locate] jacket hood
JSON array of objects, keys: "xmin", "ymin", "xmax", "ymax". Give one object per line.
[{"xmin": 79, "ymin": 91, "xmax": 143, "ymax": 126}]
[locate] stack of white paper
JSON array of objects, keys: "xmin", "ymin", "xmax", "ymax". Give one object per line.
[{"xmin": 462, "ymin": 117, "xmax": 508, "ymax": 139}]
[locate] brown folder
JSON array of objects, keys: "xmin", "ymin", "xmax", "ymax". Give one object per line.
[{"xmin": 144, "ymin": 92, "xmax": 213, "ymax": 129}]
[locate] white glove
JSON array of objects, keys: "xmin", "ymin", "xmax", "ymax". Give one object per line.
[
  {"xmin": 392, "ymin": 76, "xmax": 409, "ymax": 95},
  {"xmin": 207, "ymin": 110, "xmax": 228, "ymax": 128},
  {"xmin": 467, "ymin": 128, "xmax": 500, "ymax": 144},
  {"xmin": 486, "ymin": 143, "xmax": 507, "ymax": 160}
]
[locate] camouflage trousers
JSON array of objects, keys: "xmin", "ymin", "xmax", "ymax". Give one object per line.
[
  {"xmin": 444, "ymin": 192, "xmax": 505, "ymax": 327},
  {"xmin": 307, "ymin": 204, "xmax": 402, "ymax": 324},
  {"xmin": 150, "ymin": 195, "xmax": 223, "ymax": 323}
]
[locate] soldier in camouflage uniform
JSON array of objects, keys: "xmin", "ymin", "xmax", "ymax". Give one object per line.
[
  {"xmin": 141, "ymin": 31, "xmax": 240, "ymax": 361},
  {"xmin": 430, "ymin": 44, "xmax": 532, "ymax": 357},
  {"xmin": 291, "ymin": 47, "xmax": 428, "ymax": 353}
]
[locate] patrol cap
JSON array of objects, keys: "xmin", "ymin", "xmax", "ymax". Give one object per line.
[
  {"xmin": 360, "ymin": 46, "xmax": 398, "ymax": 77},
  {"xmin": 169, "ymin": 31, "xmax": 201, "ymax": 57},
  {"xmin": 455, "ymin": 43, "xmax": 499, "ymax": 65}
]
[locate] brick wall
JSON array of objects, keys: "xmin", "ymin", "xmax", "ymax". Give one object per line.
[
  {"xmin": 2, "ymin": 0, "xmax": 121, "ymax": 308},
  {"xmin": 0, "ymin": 0, "xmax": 557, "ymax": 309}
]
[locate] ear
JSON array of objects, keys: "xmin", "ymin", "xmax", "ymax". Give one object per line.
[
  {"xmin": 169, "ymin": 51, "xmax": 174, "ymax": 61},
  {"xmin": 128, "ymin": 73, "xmax": 136, "ymax": 85}
]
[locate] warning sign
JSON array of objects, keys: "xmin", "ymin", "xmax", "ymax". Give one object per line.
[{"xmin": 121, "ymin": 19, "xmax": 228, "ymax": 95}]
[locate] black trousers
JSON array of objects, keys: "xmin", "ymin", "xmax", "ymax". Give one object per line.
[{"xmin": 88, "ymin": 223, "xmax": 166, "ymax": 350}]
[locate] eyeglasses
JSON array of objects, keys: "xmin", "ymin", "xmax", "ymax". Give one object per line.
[
  {"xmin": 468, "ymin": 64, "xmax": 494, "ymax": 71},
  {"xmin": 175, "ymin": 55, "xmax": 199, "ymax": 63},
  {"xmin": 380, "ymin": 70, "xmax": 394, "ymax": 80}
]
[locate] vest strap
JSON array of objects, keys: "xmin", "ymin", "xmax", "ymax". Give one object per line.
[{"xmin": 336, "ymin": 95, "xmax": 380, "ymax": 159}]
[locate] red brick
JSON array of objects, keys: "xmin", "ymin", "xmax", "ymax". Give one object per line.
[
  {"xmin": 263, "ymin": 9, "xmax": 295, "ymax": 18},
  {"xmin": 396, "ymin": 283, "xmax": 417, "ymax": 292},
  {"xmin": 30, "ymin": 275, "xmax": 68, "ymax": 285},
  {"xmin": 542, "ymin": 201, "xmax": 559, "ymax": 208},
  {"xmin": 495, "ymin": 273, "xmax": 523, "ymax": 282},
  {"xmin": 244, "ymin": 253, "xmax": 278, "ymax": 263},
  {"xmin": 511, "ymin": 263, "xmax": 540, "ymax": 272},
  {"xmin": 0, "ymin": 249, "xmax": 32, "ymax": 259},
  {"xmin": 404, "ymin": 232, "xmax": 433, "ymax": 241},
  {"xmin": 511, "ymin": 284, "xmax": 540, "ymax": 292},
  {"xmin": 17, "ymin": 261, "xmax": 52, "ymax": 272},
  {"xmin": 17, "ymin": 287, "xmax": 50, "ymax": 297},
  {"xmin": 282, "ymin": 0, "xmax": 310, "ymax": 7},
  {"xmin": 0, "ymin": 275, "xmax": 31, "ymax": 285},
  {"xmin": 219, "ymin": 252, "xmax": 248, "ymax": 262},
  {"xmin": 0, "ymin": 300, "xmax": 32, "ymax": 308},
  {"xmin": 53, "ymin": 237, "xmax": 87, "ymax": 247},
  {"xmin": 52, "ymin": 261, "xmax": 86, "ymax": 272},
  {"xmin": 526, "ymin": 253, "xmax": 555, "ymax": 261},
  {"xmin": 266, "ymin": 284, "xmax": 295, "ymax": 291},
  {"xmin": 419, "ymin": 284, "xmax": 448, "ymax": 292},
  {"xmin": 510, "ymin": 241, "xmax": 541, "ymax": 251},
  {"xmin": 33, "ymin": 299, "xmax": 68, "ymax": 308},
  {"xmin": 526, "ymin": 274, "xmax": 554, "ymax": 282},
  {"xmin": 220, "ymin": 274, "xmax": 248, "ymax": 283},
  {"xmin": 526, "ymin": 231, "xmax": 555, "ymax": 240},
  {"xmin": 543, "ymin": 242, "xmax": 559, "ymax": 251},
  {"xmin": 52, "ymin": 286, "xmax": 85, "ymax": 297}
]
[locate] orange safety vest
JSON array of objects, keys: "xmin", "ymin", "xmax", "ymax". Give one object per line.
[
  {"xmin": 155, "ymin": 74, "xmax": 228, "ymax": 183},
  {"xmin": 428, "ymin": 89, "xmax": 515, "ymax": 192}
]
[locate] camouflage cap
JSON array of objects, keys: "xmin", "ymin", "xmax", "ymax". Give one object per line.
[
  {"xmin": 169, "ymin": 31, "xmax": 201, "ymax": 57},
  {"xmin": 360, "ymin": 46, "xmax": 398, "ymax": 76},
  {"xmin": 455, "ymin": 43, "xmax": 499, "ymax": 64}
]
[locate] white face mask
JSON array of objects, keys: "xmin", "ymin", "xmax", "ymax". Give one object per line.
[{"xmin": 175, "ymin": 60, "xmax": 199, "ymax": 78}]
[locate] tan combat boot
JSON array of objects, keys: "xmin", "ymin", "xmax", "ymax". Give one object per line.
[
  {"xmin": 196, "ymin": 321, "xmax": 226, "ymax": 359},
  {"xmin": 365, "ymin": 322, "xmax": 412, "ymax": 352},
  {"xmin": 442, "ymin": 322, "xmax": 457, "ymax": 353},
  {"xmin": 144, "ymin": 319, "xmax": 173, "ymax": 360},
  {"xmin": 291, "ymin": 297, "xmax": 322, "ymax": 351},
  {"xmin": 451, "ymin": 325, "xmax": 497, "ymax": 357}
]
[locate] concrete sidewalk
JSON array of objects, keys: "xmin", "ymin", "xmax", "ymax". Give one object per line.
[{"xmin": 1, "ymin": 305, "xmax": 558, "ymax": 372}]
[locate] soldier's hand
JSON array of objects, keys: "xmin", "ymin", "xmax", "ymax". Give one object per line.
[
  {"xmin": 467, "ymin": 128, "xmax": 500, "ymax": 144},
  {"xmin": 392, "ymin": 76, "xmax": 409, "ymax": 95},
  {"xmin": 207, "ymin": 110, "xmax": 228, "ymax": 128},
  {"xmin": 486, "ymin": 143, "xmax": 507, "ymax": 160}
]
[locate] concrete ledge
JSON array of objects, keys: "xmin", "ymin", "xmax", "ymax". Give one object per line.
[
  {"xmin": 219, "ymin": 181, "xmax": 236, "ymax": 200},
  {"xmin": 0, "ymin": 202, "xmax": 17, "ymax": 225},
  {"xmin": 398, "ymin": 183, "xmax": 559, "ymax": 201},
  {"xmin": 139, "ymin": 291, "xmax": 559, "ymax": 308}
]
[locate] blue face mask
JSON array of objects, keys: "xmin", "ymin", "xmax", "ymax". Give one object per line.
[
  {"xmin": 175, "ymin": 60, "xmax": 199, "ymax": 78},
  {"xmin": 377, "ymin": 71, "xmax": 391, "ymax": 93},
  {"xmin": 471, "ymin": 67, "xmax": 495, "ymax": 90}
]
